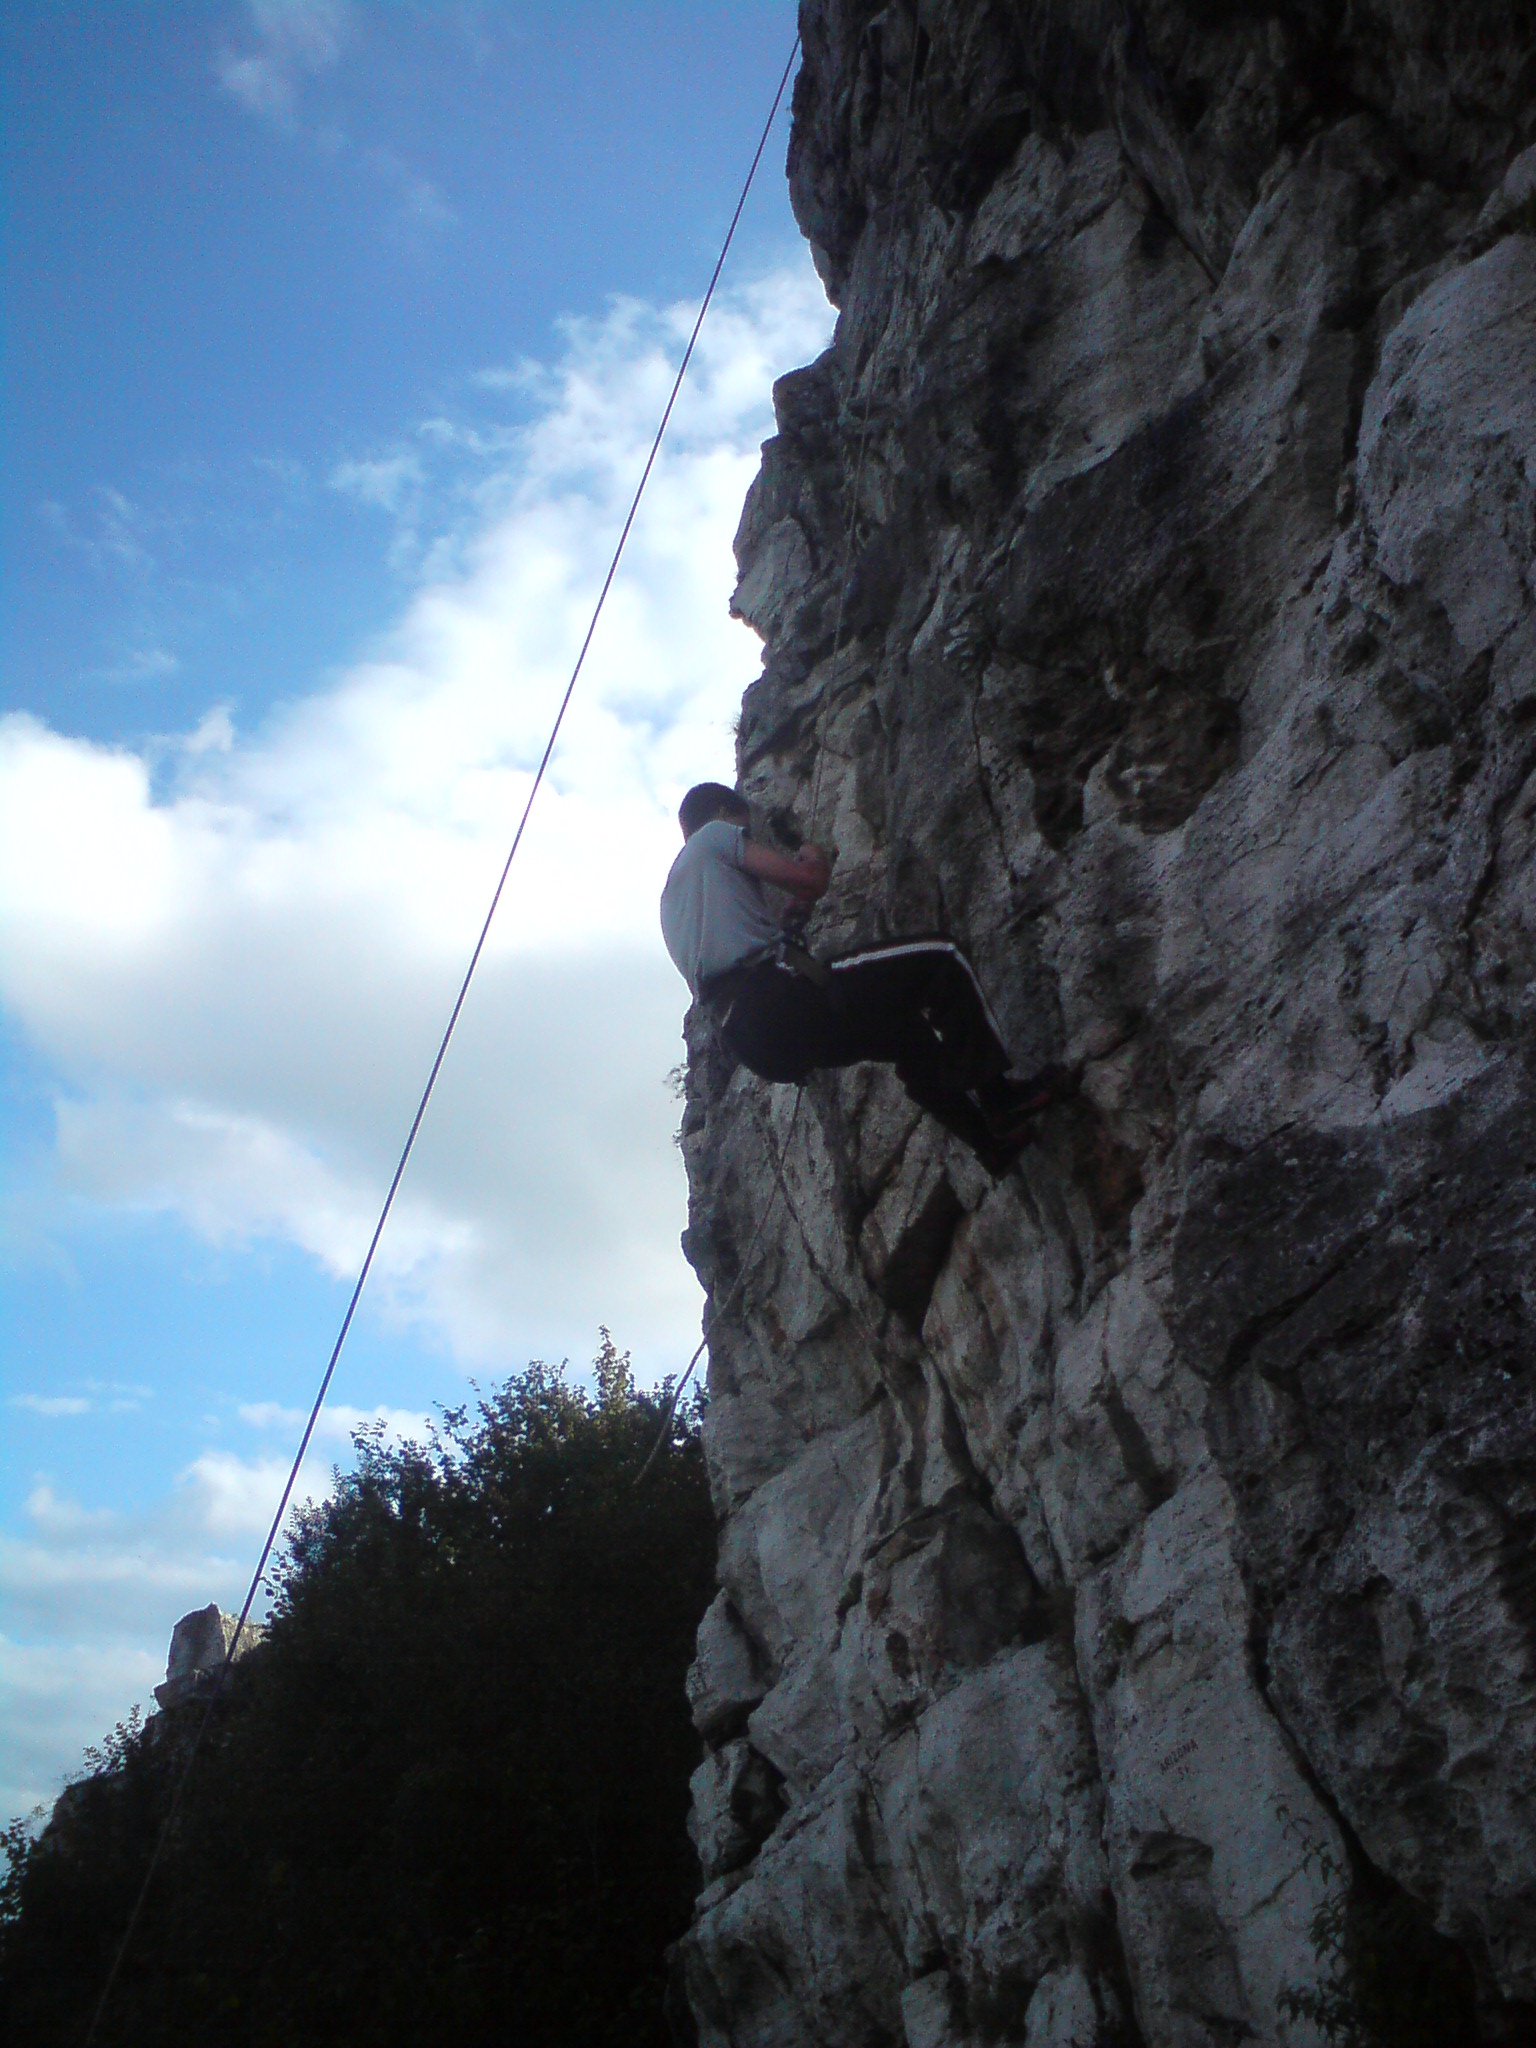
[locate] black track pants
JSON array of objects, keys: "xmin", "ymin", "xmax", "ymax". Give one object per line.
[{"xmin": 708, "ymin": 940, "xmax": 1013, "ymax": 1159}]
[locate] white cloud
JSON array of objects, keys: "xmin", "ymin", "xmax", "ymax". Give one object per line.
[
  {"xmin": 0, "ymin": 1464, "xmax": 306, "ymax": 1654},
  {"xmin": 215, "ymin": 3, "xmax": 455, "ymax": 238},
  {"xmin": 99, "ymin": 646, "xmax": 180, "ymax": 685},
  {"xmin": 182, "ymin": 1450, "xmax": 310, "ymax": 1538},
  {"xmin": 251, "ymin": 0, "xmax": 351, "ymax": 68},
  {"xmin": 23, "ymin": 1485, "xmax": 113, "ymax": 1537},
  {"xmin": 93, "ymin": 485, "xmax": 157, "ymax": 571},
  {"xmin": 86, "ymin": 1381, "xmax": 154, "ymax": 1408},
  {"xmin": 0, "ymin": 1633, "xmax": 162, "ymax": 1819},
  {"xmin": 237, "ymin": 1399, "xmax": 431, "ymax": 1446},
  {"xmin": 184, "ymin": 704, "xmax": 236, "ymax": 755},
  {"xmin": 0, "ymin": 261, "xmax": 833, "ymax": 1382},
  {"xmin": 0, "ymin": 1458, "xmax": 305, "ymax": 1615},
  {"xmin": 216, "ymin": 51, "xmax": 294, "ymax": 122},
  {"xmin": 470, "ymin": 363, "xmax": 537, "ymax": 395},
  {"xmin": 6, "ymin": 1385, "xmax": 151, "ymax": 1419},
  {"xmin": 365, "ymin": 146, "xmax": 457, "ymax": 232},
  {"xmin": 216, "ymin": 0, "xmax": 351, "ymax": 124},
  {"xmin": 39, "ymin": 486, "xmax": 160, "ymax": 582},
  {"xmin": 329, "ymin": 451, "xmax": 423, "ymax": 513}
]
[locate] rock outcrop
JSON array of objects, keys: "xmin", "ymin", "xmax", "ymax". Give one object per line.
[
  {"xmin": 674, "ymin": 5, "xmax": 1536, "ymax": 2044},
  {"xmin": 153, "ymin": 1603, "xmax": 264, "ymax": 1711}
]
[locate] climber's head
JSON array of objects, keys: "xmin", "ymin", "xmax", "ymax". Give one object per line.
[{"xmin": 678, "ymin": 782, "xmax": 749, "ymax": 839}]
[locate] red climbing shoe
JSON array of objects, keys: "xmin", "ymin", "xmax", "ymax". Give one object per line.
[
  {"xmin": 981, "ymin": 1062, "xmax": 1080, "ymax": 1128},
  {"xmin": 1016, "ymin": 1062, "xmax": 1079, "ymax": 1112},
  {"xmin": 972, "ymin": 1064, "xmax": 1081, "ymax": 1176}
]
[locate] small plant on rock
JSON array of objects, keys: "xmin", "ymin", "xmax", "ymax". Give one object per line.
[{"xmin": 1274, "ymin": 1802, "xmax": 1479, "ymax": 2048}]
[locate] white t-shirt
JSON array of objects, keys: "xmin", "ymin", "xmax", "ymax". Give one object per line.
[{"xmin": 660, "ymin": 819, "xmax": 782, "ymax": 997}]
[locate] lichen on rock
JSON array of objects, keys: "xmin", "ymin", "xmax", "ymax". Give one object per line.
[{"xmin": 673, "ymin": 5, "xmax": 1536, "ymax": 2044}]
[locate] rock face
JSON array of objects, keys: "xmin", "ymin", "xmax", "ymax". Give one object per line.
[
  {"xmin": 153, "ymin": 1604, "xmax": 264, "ymax": 1711},
  {"xmin": 673, "ymin": 6, "xmax": 1536, "ymax": 2044}
]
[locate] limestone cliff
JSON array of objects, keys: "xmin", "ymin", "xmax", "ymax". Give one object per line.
[{"xmin": 674, "ymin": 5, "xmax": 1536, "ymax": 2045}]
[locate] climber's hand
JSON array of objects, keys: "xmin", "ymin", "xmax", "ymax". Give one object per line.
[
  {"xmin": 743, "ymin": 840, "xmax": 832, "ymax": 903},
  {"xmin": 786, "ymin": 845, "xmax": 831, "ymax": 901}
]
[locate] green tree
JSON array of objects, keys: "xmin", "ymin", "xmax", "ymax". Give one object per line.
[{"xmin": 0, "ymin": 1339, "xmax": 715, "ymax": 2047}]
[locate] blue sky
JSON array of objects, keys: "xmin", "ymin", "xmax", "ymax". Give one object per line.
[{"xmin": 0, "ymin": 1, "xmax": 831, "ymax": 1817}]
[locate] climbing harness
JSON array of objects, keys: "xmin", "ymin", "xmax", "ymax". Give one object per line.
[{"xmin": 83, "ymin": 39, "xmax": 801, "ymax": 2043}]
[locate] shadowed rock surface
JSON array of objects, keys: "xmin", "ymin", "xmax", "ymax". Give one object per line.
[{"xmin": 672, "ymin": 4, "xmax": 1536, "ymax": 2044}]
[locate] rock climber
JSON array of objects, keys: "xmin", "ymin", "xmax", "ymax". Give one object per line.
[{"xmin": 660, "ymin": 782, "xmax": 1075, "ymax": 1175}]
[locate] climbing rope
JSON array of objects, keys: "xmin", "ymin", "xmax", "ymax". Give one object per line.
[
  {"xmin": 634, "ymin": 22, "xmax": 928, "ymax": 1476},
  {"xmin": 631, "ymin": 1086, "xmax": 803, "ymax": 1484},
  {"xmin": 82, "ymin": 39, "xmax": 800, "ymax": 2045}
]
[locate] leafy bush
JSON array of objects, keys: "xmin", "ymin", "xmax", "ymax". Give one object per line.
[{"xmin": 0, "ymin": 1338, "xmax": 715, "ymax": 2047}]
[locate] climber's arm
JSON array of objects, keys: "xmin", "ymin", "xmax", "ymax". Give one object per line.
[{"xmin": 742, "ymin": 839, "xmax": 831, "ymax": 903}]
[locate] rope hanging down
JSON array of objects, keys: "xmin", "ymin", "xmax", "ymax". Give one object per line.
[
  {"xmin": 83, "ymin": 39, "xmax": 800, "ymax": 2046},
  {"xmin": 634, "ymin": 27, "xmax": 927, "ymax": 1479}
]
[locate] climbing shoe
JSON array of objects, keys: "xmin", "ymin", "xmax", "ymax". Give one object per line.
[
  {"xmin": 967, "ymin": 1065, "xmax": 1080, "ymax": 1179},
  {"xmin": 978, "ymin": 1062, "xmax": 1080, "ymax": 1136}
]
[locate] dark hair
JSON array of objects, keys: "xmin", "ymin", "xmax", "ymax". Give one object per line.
[{"xmin": 678, "ymin": 782, "xmax": 749, "ymax": 837}]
